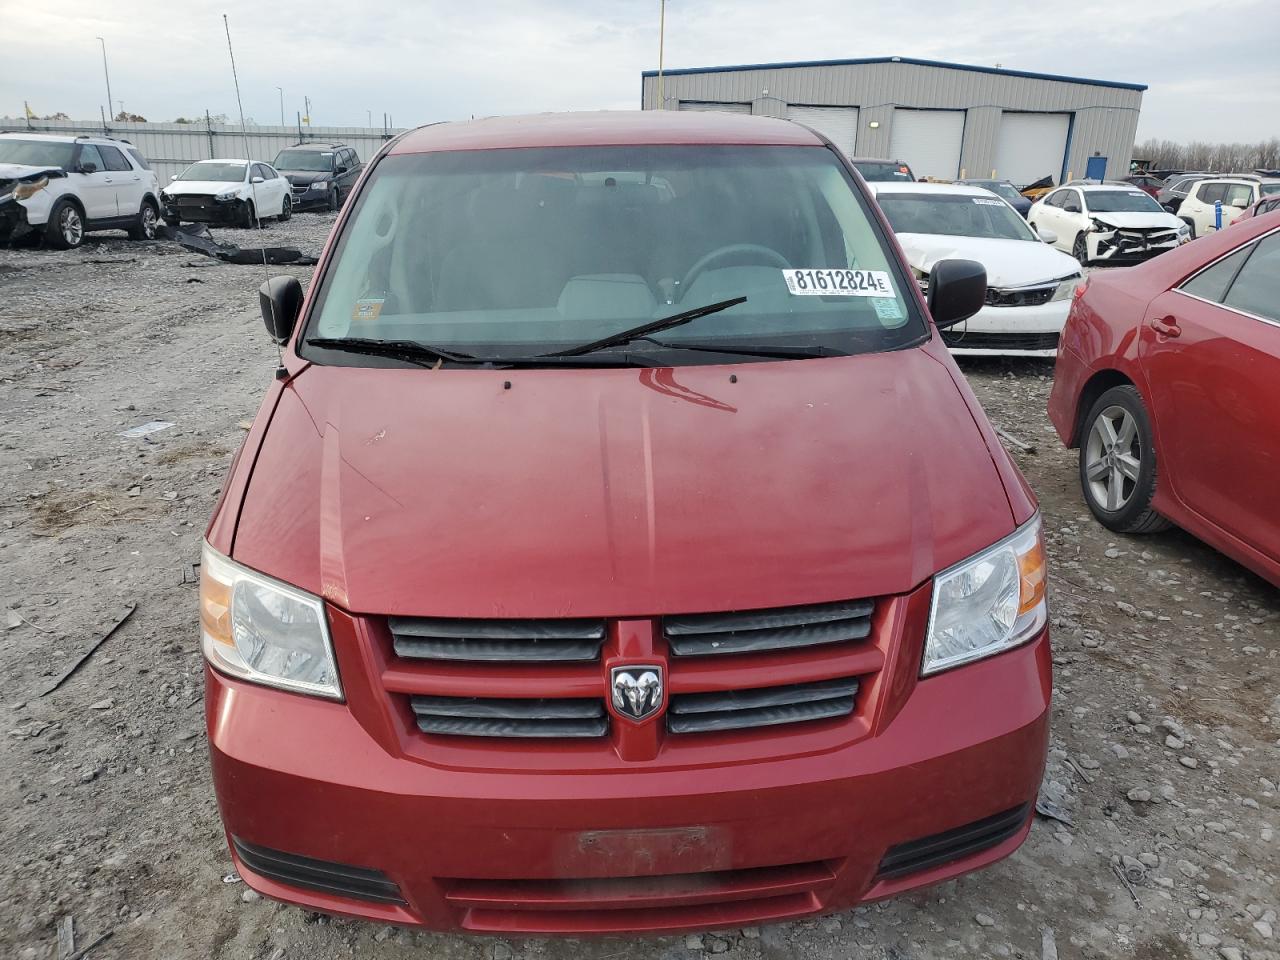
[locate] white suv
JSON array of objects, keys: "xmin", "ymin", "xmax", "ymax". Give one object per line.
[
  {"xmin": 1176, "ymin": 176, "xmax": 1280, "ymax": 237},
  {"xmin": 0, "ymin": 132, "xmax": 161, "ymax": 248}
]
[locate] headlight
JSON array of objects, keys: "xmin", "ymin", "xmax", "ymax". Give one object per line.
[
  {"xmin": 310, "ymin": 179, "xmax": 329, "ymax": 191},
  {"xmin": 215, "ymin": 191, "xmax": 238, "ymax": 202},
  {"xmin": 1177, "ymin": 222, "xmax": 1191, "ymax": 237},
  {"xmin": 200, "ymin": 543, "xmax": 342, "ymax": 699},
  {"xmin": 923, "ymin": 514, "xmax": 1046, "ymax": 675},
  {"xmin": 13, "ymin": 177, "xmax": 49, "ymax": 200},
  {"xmin": 1050, "ymin": 275, "xmax": 1083, "ymax": 302},
  {"xmin": 1089, "ymin": 218, "xmax": 1113, "ymax": 233}
]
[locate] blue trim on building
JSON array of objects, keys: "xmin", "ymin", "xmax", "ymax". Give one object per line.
[{"xmin": 640, "ymin": 55, "xmax": 1147, "ymax": 93}]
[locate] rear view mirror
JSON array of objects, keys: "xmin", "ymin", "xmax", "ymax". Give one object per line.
[
  {"xmin": 928, "ymin": 259, "xmax": 987, "ymax": 330},
  {"xmin": 259, "ymin": 276, "xmax": 304, "ymax": 343},
  {"xmin": 1037, "ymin": 228, "xmax": 1058, "ymax": 245}
]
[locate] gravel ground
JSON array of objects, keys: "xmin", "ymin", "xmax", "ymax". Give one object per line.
[{"xmin": 1, "ymin": 217, "xmax": 1277, "ymax": 960}]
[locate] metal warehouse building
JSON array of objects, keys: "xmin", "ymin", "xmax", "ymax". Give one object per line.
[{"xmin": 641, "ymin": 56, "xmax": 1145, "ymax": 187}]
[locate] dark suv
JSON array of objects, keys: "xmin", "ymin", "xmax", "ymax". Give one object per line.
[{"xmin": 270, "ymin": 143, "xmax": 363, "ymax": 211}]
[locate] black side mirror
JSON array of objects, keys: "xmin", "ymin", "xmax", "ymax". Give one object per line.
[
  {"xmin": 259, "ymin": 276, "xmax": 304, "ymax": 343},
  {"xmin": 927, "ymin": 259, "xmax": 987, "ymax": 329},
  {"xmin": 1065, "ymin": 202, "xmax": 1081, "ymax": 213},
  {"xmin": 79, "ymin": 162, "xmax": 98, "ymax": 174}
]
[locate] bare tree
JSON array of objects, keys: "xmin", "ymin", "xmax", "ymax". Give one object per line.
[{"xmin": 1135, "ymin": 137, "xmax": 1280, "ymax": 173}]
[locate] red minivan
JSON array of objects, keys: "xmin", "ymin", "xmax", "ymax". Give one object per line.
[{"xmin": 201, "ymin": 111, "xmax": 1051, "ymax": 934}]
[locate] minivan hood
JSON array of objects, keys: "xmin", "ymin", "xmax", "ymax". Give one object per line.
[
  {"xmin": 232, "ymin": 348, "xmax": 1018, "ymax": 617},
  {"xmin": 280, "ymin": 171, "xmax": 327, "ymax": 186},
  {"xmin": 895, "ymin": 233, "xmax": 1081, "ymax": 287}
]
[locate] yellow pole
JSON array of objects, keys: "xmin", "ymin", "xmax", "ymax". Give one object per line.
[{"xmin": 658, "ymin": 0, "xmax": 666, "ymax": 109}]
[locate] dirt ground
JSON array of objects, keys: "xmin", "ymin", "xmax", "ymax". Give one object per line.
[{"xmin": 1, "ymin": 215, "xmax": 1276, "ymax": 960}]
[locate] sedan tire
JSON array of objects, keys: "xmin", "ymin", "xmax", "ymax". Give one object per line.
[
  {"xmin": 1079, "ymin": 385, "xmax": 1170, "ymax": 534},
  {"xmin": 1072, "ymin": 232, "xmax": 1089, "ymax": 265}
]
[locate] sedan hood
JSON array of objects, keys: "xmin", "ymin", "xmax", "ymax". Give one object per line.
[
  {"xmin": 896, "ymin": 233, "xmax": 1081, "ymax": 287},
  {"xmin": 232, "ymin": 349, "xmax": 1018, "ymax": 617},
  {"xmin": 163, "ymin": 181, "xmax": 242, "ymax": 197},
  {"xmin": 1090, "ymin": 211, "xmax": 1183, "ymax": 231}
]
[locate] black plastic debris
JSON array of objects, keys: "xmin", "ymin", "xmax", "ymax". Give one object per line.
[{"xmin": 156, "ymin": 223, "xmax": 318, "ymax": 266}]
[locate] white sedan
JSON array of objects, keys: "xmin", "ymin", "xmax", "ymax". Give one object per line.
[
  {"xmin": 160, "ymin": 159, "xmax": 292, "ymax": 228},
  {"xmin": 871, "ymin": 182, "xmax": 1082, "ymax": 357},
  {"xmin": 1028, "ymin": 184, "xmax": 1188, "ymax": 264}
]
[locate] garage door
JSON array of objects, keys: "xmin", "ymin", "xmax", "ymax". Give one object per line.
[
  {"xmin": 995, "ymin": 113, "xmax": 1070, "ymax": 189},
  {"xmin": 788, "ymin": 106, "xmax": 859, "ymax": 159},
  {"xmin": 888, "ymin": 109, "xmax": 964, "ymax": 180},
  {"xmin": 679, "ymin": 101, "xmax": 750, "ymax": 114}
]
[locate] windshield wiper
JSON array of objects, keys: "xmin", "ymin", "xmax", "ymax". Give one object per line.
[
  {"xmin": 308, "ymin": 337, "xmax": 484, "ymax": 367},
  {"xmin": 638, "ymin": 337, "xmax": 847, "ymax": 360},
  {"xmin": 540, "ymin": 296, "xmax": 747, "ymax": 358},
  {"xmin": 306, "ymin": 337, "xmax": 665, "ymax": 369}
]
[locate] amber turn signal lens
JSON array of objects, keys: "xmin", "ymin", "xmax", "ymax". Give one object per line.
[
  {"xmin": 1018, "ymin": 534, "xmax": 1047, "ymax": 615},
  {"xmin": 200, "ymin": 560, "xmax": 233, "ymax": 646}
]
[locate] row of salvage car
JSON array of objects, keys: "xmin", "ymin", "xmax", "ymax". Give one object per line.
[{"xmin": 868, "ymin": 172, "xmax": 1277, "ymax": 357}]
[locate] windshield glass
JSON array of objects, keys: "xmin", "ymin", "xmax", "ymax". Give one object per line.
[
  {"xmin": 980, "ymin": 181, "xmax": 1024, "ymax": 204},
  {"xmin": 877, "ymin": 191, "xmax": 1037, "ymax": 242},
  {"xmin": 1086, "ymin": 190, "xmax": 1163, "ymax": 213},
  {"xmin": 854, "ymin": 161, "xmax": 913, "ymax": 182},
  {"xmin": 0, "ymin": 139, "xmax": 75, "ymax": 168},
  {"xmin": 1262, "ymin": 182, "xmax": 1280, "ymax": 196},
  {"xmin": 177, "ymin": 161, "xmax": 246, "ymax": 182},
  {"xmin": 272, "ymin": 150, "xmax": 334, "ymax": 172},
  {"xmin": 303, "ymin": 145, "xmax": 925, "ymax": 365}
]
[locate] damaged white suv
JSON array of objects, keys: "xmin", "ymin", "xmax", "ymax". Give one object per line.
[
  {"xmin": 0, "ymin": 132, "xmax": 161, "ymax": 249},
  {"xmin": 1029, "ymin": 183, "xmax": 1189, "ymax": 265}
]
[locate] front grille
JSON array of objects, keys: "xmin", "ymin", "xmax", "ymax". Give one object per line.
[
  {"xmin": 446, "ymin": 860, "xmax": 835, "ymax": 933},
  {"xmin": 941, "ymin": 330, "xmax": 1060, "ymax": 351},
  {"xmin": 410, "ymin": 694, "xmax": 608, "ymax": 738},
  {"xmin": 668, "ymin": 677, "xmax": 859, "ymax": 734},
  {"xmin": 875, "ymin": 805, "xmax": 1030, "ymax": 880},
  {"xmin": 663, "ymin": 599, "xmax": 874, "ymax": 657},
  {"xmin": 174, "ymin": 195, "xmax": 217, "ymax": 211},
  {"xmin": 389, "ymin": 616, "xmax": 606, "ymax": 663},
  {"xmin": 984, "ymin": 285, "xmax": 1055, "ymax": 308},
  {"xmin": 231, "ymin": 836, "xmax": 405, "ymax": 904}
]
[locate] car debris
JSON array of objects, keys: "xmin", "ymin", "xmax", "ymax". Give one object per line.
[
  {"xmin": 39, "ymin": 603, "xmax": 137, "ymax": 697},
  {"xmin": 118, "ymin": 421, "xmax": 174, "ymax": 440},
  {"xmin": 157, "ymin": 223, "xmax": 318, "ymax": 265}
]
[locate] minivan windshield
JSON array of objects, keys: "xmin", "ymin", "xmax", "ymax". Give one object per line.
[
  {"xmin": 304, "ymin": 145, "xmax": 924, "ymax": 366},
  {"xmin": 878, "ymin": 192, "xmax": 1038, "ymax": 242},
  {"xmin": 177, "ymin": 161, "xmax": 246, "ymax": 182},
  {"xmin": 272, "ymin": 150, "xmax": 334, "ymax": 172}
]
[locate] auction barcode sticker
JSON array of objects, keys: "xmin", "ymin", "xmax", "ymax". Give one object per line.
[
  {"xmin": 782, "ymin": 269, "xmax": 894, "ymax": 297},
  {"xmin": 973, "ymin": 198, "xmax": 1004, "ymax": 206}
]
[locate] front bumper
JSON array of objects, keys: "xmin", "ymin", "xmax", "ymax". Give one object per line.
[
  {"xmin": 162, "ymin": 194, "xmax": 246, "ymax": 224},
  {"xmin": 940, "ymin": 298, "xmax": 1070, "ymax": 357},
  {"xmin": 1087, "ymin": 228, "xmax": 1184, "ymax": 263},
  {"xmin": 208, "ymin": 602, "xmax": 1051, "ymax": 935},
  {"xmin": 0, "ymin": 198, "xmax": 35, "ymax": 242},
  {"xmin": 289, "ymin": 185, "xmax": 330, "ymax": 209}
]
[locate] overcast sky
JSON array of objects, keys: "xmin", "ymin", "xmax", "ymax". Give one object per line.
[{"xmin": 3, "ymin": 0, "xmax": 1276, "ymax": 143}]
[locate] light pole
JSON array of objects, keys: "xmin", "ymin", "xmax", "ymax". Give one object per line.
[
  {"xmin": 657, "ymin": 0, "xmax": 666, "ymax": 110},
  {"xmin": 276, "ymin": 87, "xmax": 284, "ymax": 127},
  {"xmin": 96, "ymin": 37, "xmax": 114, "ymax": 122}
]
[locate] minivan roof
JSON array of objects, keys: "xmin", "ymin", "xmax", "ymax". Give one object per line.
[{"xmin": 390, "ymin": 110, "xmax": 824, "ymax": 155}]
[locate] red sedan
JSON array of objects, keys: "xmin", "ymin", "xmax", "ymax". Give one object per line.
[{"xmin": 1049, "ymin": 210, "xmax": 1280, "ymax": 586}]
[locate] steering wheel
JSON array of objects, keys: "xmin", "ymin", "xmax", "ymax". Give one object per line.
[{"xmin": 678, "ymin": 243, "xmax": 791, "ymax": 299}]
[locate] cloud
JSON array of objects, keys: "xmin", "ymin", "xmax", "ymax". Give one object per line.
[{"xmin": 2, "ymin": 0, "xmax": 1276, "ymax": 142}]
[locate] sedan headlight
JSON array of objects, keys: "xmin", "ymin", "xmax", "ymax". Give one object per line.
[
  {"xmin": 1089, "ymin": 218, "xmax": 1113, "ymax": 234},
  {"xmin": 923, "ymin": 514, "xmax": 1046, "ymax": 675},
  {"xmin": 310, "ymin": 179, "xmax": 330, "ymax": 191},
  {"xmin": 1050, "ymin": 275, "xmax": 1083, "ymax": 302},
  {"xmin": 13, "ymin": 177, "xmax": 50, "ymax": 200},
  {"xmin": 1176, "ymin": 222, "xmax": 1191, "ymax": 238},
  {"xmin": 200, "ymin": 543, "xmax": 342, "ymax": 699},
  {"xmin": 215, "ymin": 190, "xmax": 238, "ymax": 202}
]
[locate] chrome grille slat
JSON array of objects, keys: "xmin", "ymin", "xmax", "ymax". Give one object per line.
[
  {"xmin": 411, "ymin": 695, "xmax": 608, "ymax": 738},
  {"xmin": 667, "ymin": 683, "xmax": 858, "ymax": 735},
  {"xmin": 663, "ymin": 599, "xmax": 874, "ymax": 657},
  {"xmin": 669, "ymin": 677, "xmax": 859, "ymax": 715},
  {"xmin": 389, "ymin": 616, "xmax": 606, "ymax": 663}
]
